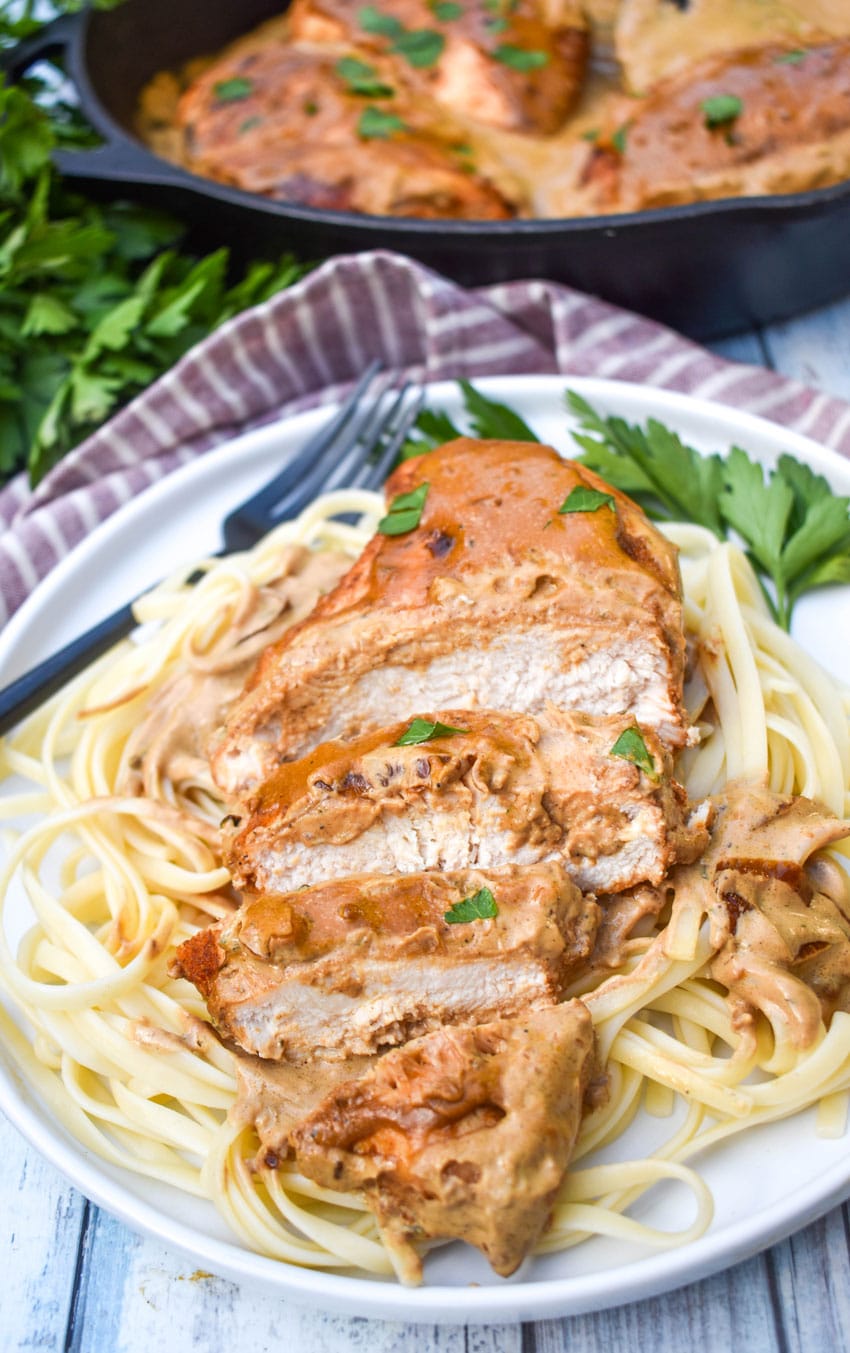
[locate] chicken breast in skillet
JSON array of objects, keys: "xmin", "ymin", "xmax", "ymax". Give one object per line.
[
  {"xmin": 290, "ymin": 999, "xmax": 595, "ymax": 1282},
  {"xmin": 226, "ymin": 707, "xmax": 709, "ymax": 898},
  {"xmin": 288, "ymin": 0, "xmax": 589, "ymax": 136},
  {"xmin": 210, "ymin": 440, "xmax": 692, "ymax": 797},
  {"xmin": 580, "ymin": 39, "xmax": 850, "ymax": 214},
  {"xmin": 176, "ymin": 43, "xmax": 515, "ymax": 219},
  {"xmin": 171, "ymin": 862, "xmax": 598, "ymax": 1060}
]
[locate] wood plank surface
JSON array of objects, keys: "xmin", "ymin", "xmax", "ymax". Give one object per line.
[{"xmin": 4, "ymin": 294, "xmax": 850, "ymax": 1352}]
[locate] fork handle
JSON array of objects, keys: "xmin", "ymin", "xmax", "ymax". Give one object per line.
[{"xmin": 0, "ymin": 601, "xmax": 139, "ymax": 734}]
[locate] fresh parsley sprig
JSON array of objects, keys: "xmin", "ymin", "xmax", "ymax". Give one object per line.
[
  {"xmin": 567, "ymin": 390, "xmax": 850, "ymax": 630},
  {"xmin": 0, "ymin": 68, "xmax": 305, "ymax": 484}
]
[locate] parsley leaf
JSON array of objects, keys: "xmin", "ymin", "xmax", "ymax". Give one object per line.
[
  {"xmin": 400, "ymin": 408, "xmax": 463, "ymax": 459},
  {"xmin": 213, "ymin": 77, "xmax": 254, "ymax": 103},
  {"xmin": 393, "ymin": 29, "xmax": 445, "ymax": 67},
  {"xmin": 444, "ymin": 887, "xmax": 499, "ymax": 924},
  {"xmin": 357, "ymin": 106, "xmax": 408, "ymax": 139},
  {"xmin": 566, "ymin": 390, "xmax": 725, "ymax": 535},
  {"xmin": 492, "ymin": 45, "xmax": 549, "ymax": 72},
  {"xmin": 567, "ymin": 390, "xmax": 850, "ymax": 629},
  {"xmin": 702, "ymin": 94, "xmax": 743, "ymax": 128},
  {"xmin": 775, "ymin": 50, "xmax": 807, "ymax": 65},
  {"xmin": 359, "ymin": 5, "xmax": 404, "ymax": 38},
  {"xmin": 335, "ymin": 57, "xmax": 394, "ymax": 98},
  {"xmin": 559, "ymin": 485, "xmax": 615, "ymax": 515},
  {"xmin": 395, "ymin": 717, "xmax": 468, "ymax": 745},
  {"xmin": 610, "ymin": 727, "xmax": 659, "ymax": 781},
  {"xmin": 378, "ymin": 482, "xmax": 429, "ymax": 534},
  {"xmin": 429, "ymin": 0, "xmax": 463, "ymax": 17},
  {"xmin": 460, "ymin": 379, "xmax": 539, "ymax": 441}
]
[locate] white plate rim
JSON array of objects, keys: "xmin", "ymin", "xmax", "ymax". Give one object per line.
[{"xmin": 1, "ymin": 373, "xmax": 849, "ymax": 1324}]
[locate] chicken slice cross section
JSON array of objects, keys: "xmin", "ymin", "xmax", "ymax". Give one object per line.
[
  {"xmin": 211, "ymin": 439, "xmax": 691, "ymax": 796},
  {"xmin": 227, "ymin": 708, "xmax": 709, "ymax": 898},
  {"xmin": 171, "ymin": 862, "xmax": 598, "ymax": 1060}
]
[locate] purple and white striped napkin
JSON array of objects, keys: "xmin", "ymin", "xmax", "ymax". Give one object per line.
[{"xmin": 2, "ymin": 248, "xmax": 848, "ymax": 627}]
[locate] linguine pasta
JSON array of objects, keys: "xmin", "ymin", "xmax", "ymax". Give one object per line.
[{"xmin": 0, "ymin": 490, "xmax": 849, "ymax": 1282}]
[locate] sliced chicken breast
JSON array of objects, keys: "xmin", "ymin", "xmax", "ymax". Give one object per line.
[
  {"xmin": 228, "ymin": 708, "xmax": 708, "ymax": 898},
  {"xmin": 290, "ymin": 1000, "xmax": 595, "ymax": 1282},
  {"xmin": 171, "ymin": 862, "xmax": 598, "ymax": 1060},
  {"xmin": 211, "ymin": 439, "xmax": 691, "ymax": 796}
]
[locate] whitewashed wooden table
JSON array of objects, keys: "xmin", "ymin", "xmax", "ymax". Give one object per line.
[{"xmin": 5, "ymin": 294, "xmax": 850, "ymax": 1353}]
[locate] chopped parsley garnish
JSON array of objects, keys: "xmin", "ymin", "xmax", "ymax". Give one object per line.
[
  {"xmin": 377, "ymin": 481, "xmax": 430, "ymax": 532},
  {"xmin": 213, "ymin": 77, "xmax": 254, "ymax": 103},
  {"xmin": 357, "ymin": 106, "xmax": 408, "ymax": 139},
  {"xmin": 567, "ymin": 389, "xmax": 850, "ymax": 630},
  {"xmin": 444, "ymin": 887, "xmax": 499, "ymax": 924},
  {"xmin": 429, "ymin": 0, "xmax": 463, "ymax": 17},
  {"xmin": 395, "ymin": 717, "xmax": 468, "ymax": 745},
  {"xmin": 359, "ymin": 6, "xmax": 445, "ymax": 67},
  {"xmin": 493, "ymin": 45, "xmax": 549, "ymax": 72},
  {"xmin": 701, "ymin": 94, "xmax": 743, "ymax": 128},
  {"xmin": 336, "ymin": 57, "xmax": 394, "ymax": 98},
  {"xmin": 359, "ymin": 5, "xmax": 404, "ymax": 37},
  {"xmin": 238, "ymin": 116, "xmax": 262, "ymax": 134},
  {"xmin": 559, "ymin": 485, "xmax": 615, "ymax": 515},
  {"xmin": 611, "ymin": 123, "xmax": 629, "ymax": 155},
  {"xmin": 582, "ymin": 128, "xmax": 600, "ymax": 143},
  {"xmin": 610, "ymin": 727, "xmax": 658, "ymax": 781},
  {"xmin": 392, "ymin": 28, "xmax": 445, "ymax": 67},
  {"xmin": 775, "ymin": 49, "xmax": 807, "ymax": 65}
]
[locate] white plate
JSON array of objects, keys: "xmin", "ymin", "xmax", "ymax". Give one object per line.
[{"xmin": 1, "ymin": 375, "xmax": 849, "ymax": 1324}]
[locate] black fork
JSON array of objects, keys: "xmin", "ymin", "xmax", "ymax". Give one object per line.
[{"xmin": 0, "ymin": 364, "xmax": 424, "ymax": 732}]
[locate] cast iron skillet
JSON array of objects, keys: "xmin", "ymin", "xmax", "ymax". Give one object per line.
[{"xmin": 10, "ymin": 0, "xmax": 850, "ymax": 338}]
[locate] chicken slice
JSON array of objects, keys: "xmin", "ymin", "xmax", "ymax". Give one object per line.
[
  {"xmin": 176, "ymin": 42, "xmax": 515, "ymax": 219},
  {"xmin": 290, "ymin": 1000, "xmax": 595, "ymax": 1283},
  {"xmin": 171, "ymin": 862, "xmax": 598, "ymax": 1060},
  {"xmin": 580, "ymin": 40, "xmax": 850, "ymax": 214},
  {"xmin": 288, "ymin": 0, "xmax": 588, "ymax": 135},
  {"xmin": 228, "ymin": 708, "xmax": 708, "ymax": 898},
  {"xmin": 211, "ymin": 440, "xmax": 690, "ymax": 796}
]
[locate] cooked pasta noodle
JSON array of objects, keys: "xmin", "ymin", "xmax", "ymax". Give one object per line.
[{"xmin": 0, "ymin": 489, "xmax": 849, "ymax": 1281}]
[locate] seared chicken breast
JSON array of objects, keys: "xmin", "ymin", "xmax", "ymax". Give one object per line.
[
  {"xmin": 615, "ymin": 0, "xmax": 850, "ymax": 93},
  {"xmin": 172, "ymin": 863, "xmax": 598, "ymax": 1060},
  {"xmin": 290, "ymin": 1000, "xmax": 595, "ymax": 1283},
  {"xmin": 582, "ymin": 40, "xmax": 850, "ymax": 213},
  {"xmin": 227, "ymin": 708, "xmax": 708, "ymax": 898},
  {"xmin": 211, "ymin": 440, "xmax": 690, "ymax": 796},
  {"xmin": 176, "ymin": 43, "xmax": 515, "ymax": 219},
  {"xmin": 288, "ymin": 0, "xmax": 588, "ymax": 136}
]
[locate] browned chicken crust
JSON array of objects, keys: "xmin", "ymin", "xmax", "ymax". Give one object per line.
[
  {"xmin": 228, "ymin": 707, "xmax": 708, "ymax": 897},
  {"xmin": 289, "ymin": 0, "xmax": 588, "ymax": 136},
  {"xmin": 210, "ymin": 440, "xmax": 690, "ymax": 796},
  {"xmin": 583, "ymin": 40, "xmax": 850, "ymax": 213},
  {"xmin": 290, "ymin": 1000, "xmax": 595, "ymax": 1282},
  {"xmin": 172, "ymin": 863, "xmax": 598, "ymax": 1060},
  {"xmin": 176, "ymin": 43, "xmax": 515, "ymax": 219}
]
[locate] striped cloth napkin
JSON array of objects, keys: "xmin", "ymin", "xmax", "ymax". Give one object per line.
[{"xmin": 2, "ymin": 248, "xmax": 848, "ymax": 628}]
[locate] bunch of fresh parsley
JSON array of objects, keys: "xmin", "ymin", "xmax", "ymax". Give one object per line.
[
  {"xmin": 0, "ymin": 7, "xmax": 305, "ymax": 486},
  {"xmin": 403, "ymin": 382, "xmax": 850, "ymax": 630}
]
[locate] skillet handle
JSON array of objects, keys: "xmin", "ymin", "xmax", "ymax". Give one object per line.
[
  {"xmin": 2, "ymin": 12, "xmax": 188, "ymax": 188},
  {"xmin": 0, "ymin": 12, "xmax": 79, "ymax": 78}
]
